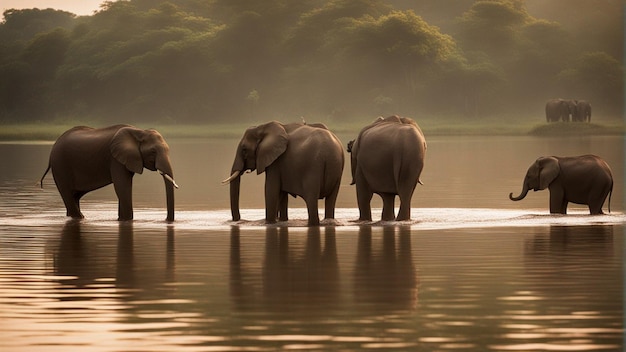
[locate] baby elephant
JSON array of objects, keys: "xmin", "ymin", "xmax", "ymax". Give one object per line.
[{"xmin": 509, "ymin": 155, "xmax": 613, "ymax": 214}]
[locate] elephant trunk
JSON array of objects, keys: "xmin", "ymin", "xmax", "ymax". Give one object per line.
[
  {"xmin": 229, "ymin": 172, "xmax": 241, "ymax": 221},
  {"xmin": 156, "ymin": 156, "xmax": 176, "ymax": 222},
  {"xmin": 164, "ymin": 177, "xmax": 175, "ymax": 222},
  {"xmin": 509, "ymin": 183, "xmax": 529, "ymax": 201},
  {"xmin": 224, "ymin": 149, "xmax": 245, "ymax": 221}
]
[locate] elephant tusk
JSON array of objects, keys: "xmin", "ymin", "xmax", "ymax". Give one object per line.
[
  {"xmin": 222, "ymin": 170, "xmax": 241, "ymax": 185},
  {"xmin": 158, "ymin": 170, "xmax": 179, "ymax": 189}
]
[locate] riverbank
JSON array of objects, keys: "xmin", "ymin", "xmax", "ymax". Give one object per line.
[{"xmin": 0, "ymin": 118, "xmax": 623, "ymax": 141}]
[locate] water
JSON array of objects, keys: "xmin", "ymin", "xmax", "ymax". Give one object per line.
[{"xmin": 0, "ymin": 134, "xmax": 623, "ymax": 351}]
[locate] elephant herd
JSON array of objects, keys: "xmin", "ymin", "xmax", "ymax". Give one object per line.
[
  {"xmin": 221, "ymin": 115, "xmax": 426, "ymax": 226},
  {"xmin": 545, "ymin": 98, "xmax": 592, "ymax": 123},
  {"xmin": 40, "ymin": 116, "xmax": 613, "ymax": 225}
]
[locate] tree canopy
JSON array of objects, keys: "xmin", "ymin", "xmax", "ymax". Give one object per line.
[{"xmin": 0, "ymin": 0, "xmax": 622, "ymax": 123}]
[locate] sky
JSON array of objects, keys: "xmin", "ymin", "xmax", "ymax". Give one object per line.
[{"xmin": 1, "ymin": 0, "xmax": 110, "ymax": 17}]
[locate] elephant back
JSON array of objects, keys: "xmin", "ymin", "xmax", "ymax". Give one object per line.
[
  {"xmin": 350, "ymin": 116, "xmax": 425, "ymax": 185},
  {"xmin": 287, "ymin": 124, "xmax": 344, "ymax": 163}
]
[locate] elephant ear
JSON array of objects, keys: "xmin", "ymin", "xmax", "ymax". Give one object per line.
[
  {"xmin": 111, "ymin": 127, "xmax": 144, "ymax": 174},
  {"xmin": 256, "ymin": 121, "xmax": 288, "ymax": 174},
  {"xmin": 537, "ymin": 157, "xmax": 560, "ymax": 190}
]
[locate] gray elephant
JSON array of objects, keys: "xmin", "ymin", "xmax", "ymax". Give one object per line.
[
  {"xmin": 573, "ymin": 100, "xmax": 591, "ymax": 122},
  {"xmin": 40, "ymin": 125, "xmax": 178, "ymax": 221},
  {"xmin": 509, "ymin": 155, "xmax": 612, "ymax": 215},
  {"xmin": 347, "ymin": 115, "xmax": 426, "ymax": 221},
  {"xmin": 222, "ymin": 121, "xmax": 344, "ymax": 226},
  {"xmin": 545, "ymin": 98, "xmax": 572, "ymax": 122}
]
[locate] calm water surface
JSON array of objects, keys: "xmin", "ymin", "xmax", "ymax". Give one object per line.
[{"xmin": 0, "ymin": 135, "xmax": 623, "ymax": 351}]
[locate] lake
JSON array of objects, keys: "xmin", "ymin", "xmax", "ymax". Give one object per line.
[{"xmin": 0, "ymin": 134, "xmax": 623, "ymax": 351}]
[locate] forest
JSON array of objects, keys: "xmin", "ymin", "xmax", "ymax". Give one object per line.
[{"xmin": 0, "ymin": 0, "xmax": 623, "ymax": 125}]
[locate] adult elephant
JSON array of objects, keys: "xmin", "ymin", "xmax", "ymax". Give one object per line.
[
  {"xmin": 347, "ymin": 115, "xmax": 426, "ymax": 221},
  {"xmin": 509, "ymin": 155, "xmax": 612, "ymax": 215},
  {"xmin": 40, "ymin": 125, "xmax": 178, "ymax": 221},
  {"xmin": 573, "ymin": 100, "xmax": 592, "ymax": 122},
  {"xmin": 545, "ymin": 98, "xmax": 571, "ymax": 122},
  {"xmin": 223, "ymin": 121, "xmax": 344, "ymax": 226}
]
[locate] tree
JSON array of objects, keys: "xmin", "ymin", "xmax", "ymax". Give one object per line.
[{"xmin": 558, "ymin": 52, "xmax": 623, "ymax": 114}]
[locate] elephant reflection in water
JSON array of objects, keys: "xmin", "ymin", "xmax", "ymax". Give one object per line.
[
  {"xmin": 522, "ymin": 226, "xmax": 618, "ymax": 323},
  {"xmin": 51, "ymin": 221, "xmax": 175, "ymax": 293},
  {"xmin": 354, "ymin": 226, "xmax": 418, "ymax": 310},
  {"xmin": 525, "ymin": 226, "xmax": 614, "ymax": 258},
  {"xmin": 229, "ymin": 226, "xmax": 340, "ymax": 312},
  {"xmin": 229, "ymin": 226, "xmax": 418, "ymax": 313}
]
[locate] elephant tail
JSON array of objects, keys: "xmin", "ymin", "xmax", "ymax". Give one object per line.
[
  {"xmin": 609, "ymin": 184, "xmax": 613, "ymax": 214},
  {"xmin": 38, "ymin": 165, "xmax": 51, "ymax": 188}
]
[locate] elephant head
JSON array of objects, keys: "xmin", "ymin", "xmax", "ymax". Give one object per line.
[
  {"xmin": 222, "ymin": 121, "xmax": 288, "ymax": 221},
  {"xmin": 110, "ymin": 127, "xmax": 178, "ymax": 221},
  {"xmin": 509, "ymin": 157, "xmax": 560, "ymax": 201}
]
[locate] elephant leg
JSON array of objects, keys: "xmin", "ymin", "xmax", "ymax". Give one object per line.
[
  {"xmin": 264, "ymin": 172, "xmax": 281, "ymax": 224},
  {"xmin": 305, "ymin": 196, "xmax": 320, "ymax": 226},
  {"xmin": 588, "ymin": 189, "xmax": 608, "ymax": 215},
  {"xmin": 548, "ymin": 188, "xmax": 567, "ymax": 214},
  {"xmin": 356, "ymin": 178, "xmax": 373, "ymax": 221},
  {"xmin": 380, "ymin": 193, "xmax": 395, "ymax": 221},
  {"xmin": 72, "ymin": 191, "xmax": 89, "ymax": 218},
  {"xmin": 53, "ymin": 174, "xmax": 84, "ymax": 218},
  {"xmin": 278, "ymin": 191, "xmax": 288, "ymax": 221},
  {"xmin": 396, "ymin": 183, "xmax": 416, "ymax": 221},
  {"xmin": 589, "ymin": 203, "xmax": 604, "ymax": 215},
  {"xmin": 112, "ymin": 164, "xmax": 134, "ymax": 221},
  {"xmin": 323, "ymin": 184, "xmax": 340, "ymax": 220},
  {"xmin": 59, "ymin": 188, "xmax": 84, "ymax": 219}
]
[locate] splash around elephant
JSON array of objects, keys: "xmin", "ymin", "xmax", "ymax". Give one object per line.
[
  {"xmin": 509, "ymin": 155, "xmax": 612, "ymax": 215},
  {"xmin": 222, "ymin": 121, "xmax": 344, "ymax": 226},
  {"xmin": 348, "ymin": 115, "xmax": 426, "ymax": 221},
  {"xmin": 40, "ymin": 125, "xmax": 178, "ymax": 221}
]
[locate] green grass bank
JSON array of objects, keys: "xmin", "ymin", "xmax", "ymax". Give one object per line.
[{"xmin": 0, "ymin": 118, "xmax": 623, "ymax": 141}]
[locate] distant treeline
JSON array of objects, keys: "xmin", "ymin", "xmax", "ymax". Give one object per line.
[{"xmin": 0, "ymin": 0, "xmax": 622, "ymax": 123}]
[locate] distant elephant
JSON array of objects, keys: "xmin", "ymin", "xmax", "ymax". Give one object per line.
[
  {"xmin": 40, "ymin": 125, "xmax": 178, "ymax": 221},
  {"xmin": 223, "ymin": 121, "xmax": 344, "ymax": 226},
  {"xmin": 347, "ymin": 115, "xmax": 426, "ymax": 221},
  {"xmin": 573, "ymin": 100, "xmax": 591, "ymax": 122},
  {"xmin": 545, "ymin": 98, "xmax": 571, "ymax": 122},
  {"xmin": 509, "ymin": 155, "xmax": 612, "ymax": 215}
]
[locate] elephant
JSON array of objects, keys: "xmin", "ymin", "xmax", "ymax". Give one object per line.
[
  {"xmin": 222, "ymin": 121, "xmax": 344, "ymax": 226},
  {"xmin": 509, "ymin": 155, "xmax": 613, "ymax": 215},
  {"xmin": 40, "ymin": 125, "xmax": 178, "ymax": 221},
  {"xmin": 545, "ymin": 98, "xmax": 572, "ymax": 122},
  {"xmin": 347, "ymin": 115, "xmax": 426, "ymax": 221},
  {"xmin": 573, "ymin": 100, "xmax": 592, "ymax": 122}
]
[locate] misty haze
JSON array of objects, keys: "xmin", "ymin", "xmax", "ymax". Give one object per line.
[{"xmin": 0, "ymin": 1, "xmax": 624, "ymax": 351}]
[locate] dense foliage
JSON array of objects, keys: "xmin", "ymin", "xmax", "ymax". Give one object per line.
[{"xmin": 0, "ymin": 0, "xmax": 622, "ymax": 123}]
